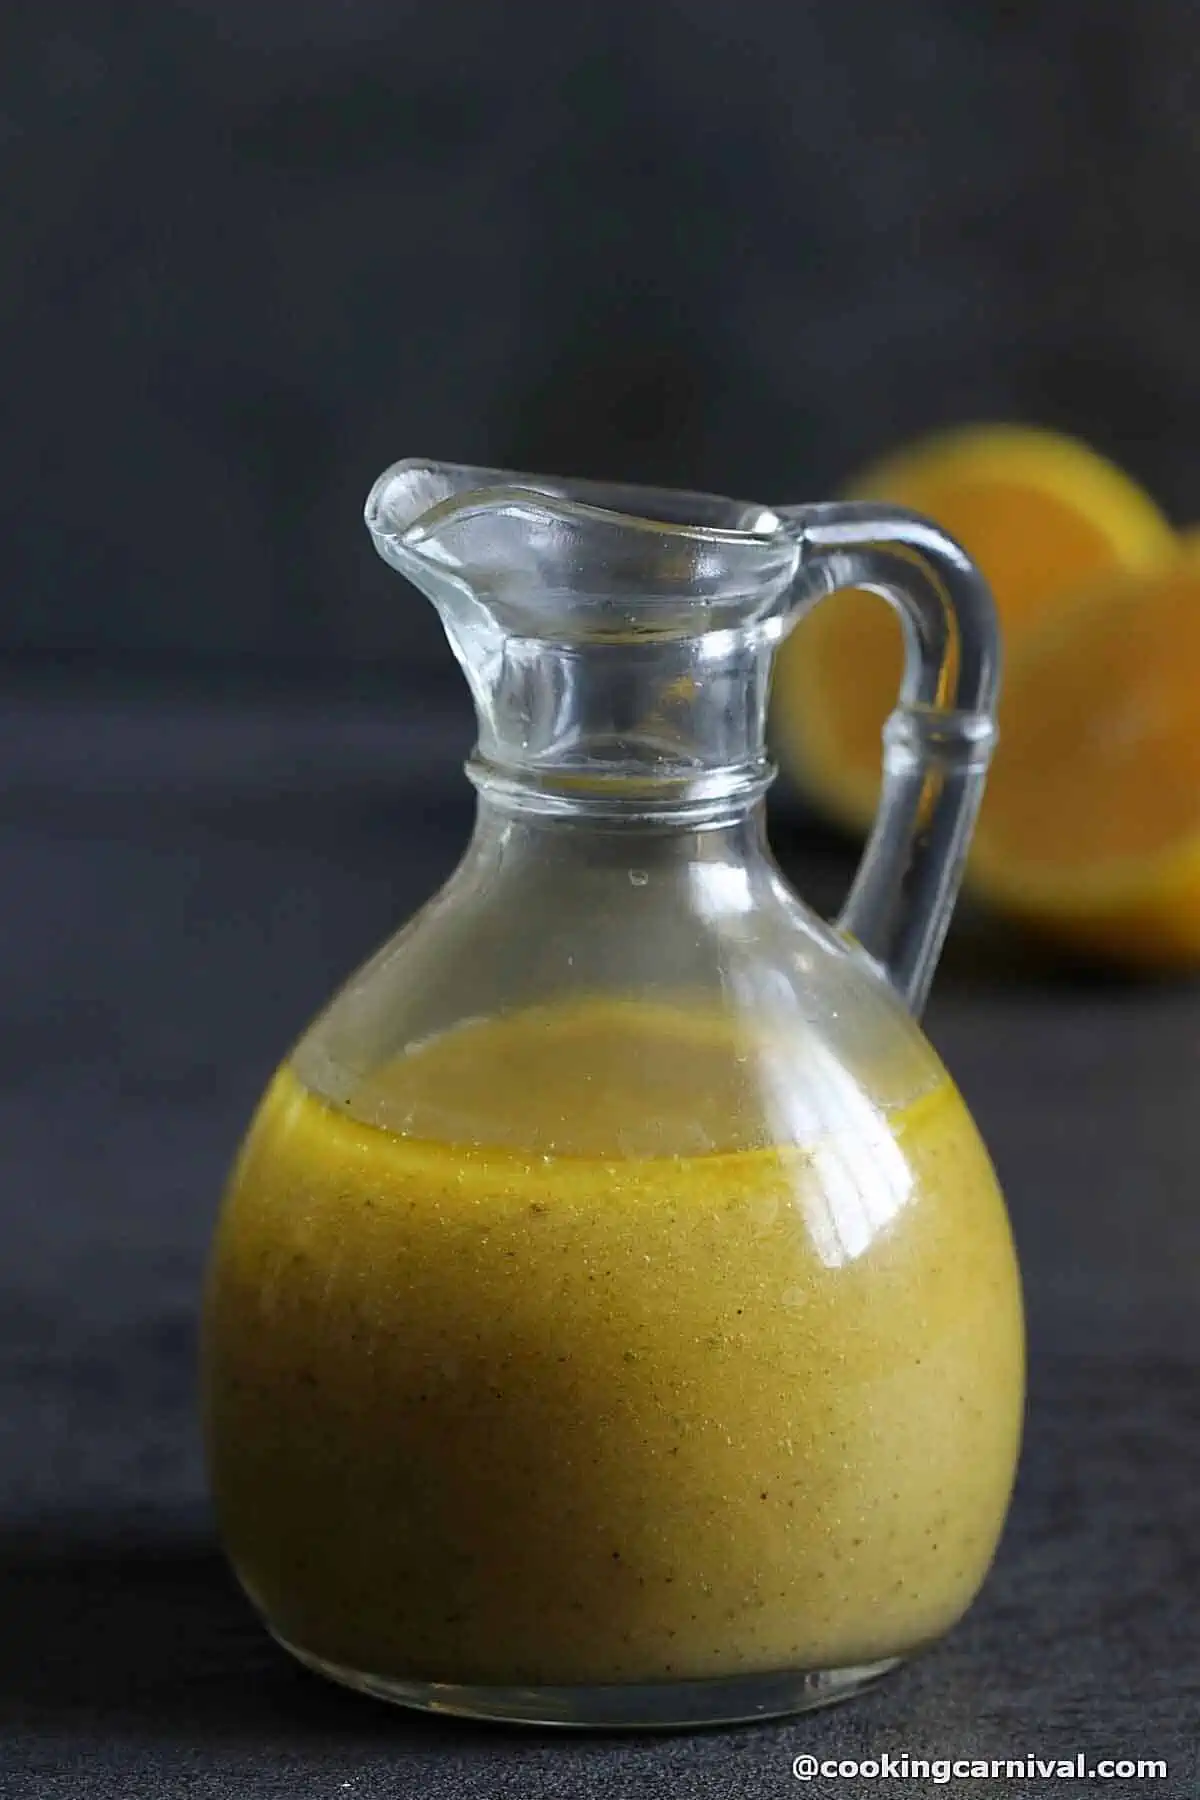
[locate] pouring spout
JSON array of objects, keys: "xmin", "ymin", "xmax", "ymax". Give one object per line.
[
  {"xmin": 365, "ymin": 458, "xmax": 798, "ymax": 637},
  {"xmin": 364, "ymin": 458, "xmax": 803, "ymax": 814}
]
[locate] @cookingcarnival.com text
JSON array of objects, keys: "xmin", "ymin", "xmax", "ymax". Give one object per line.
[{"xmin": 792, "ymin": 1752, "xmax": 1168, "ymax": 1783}]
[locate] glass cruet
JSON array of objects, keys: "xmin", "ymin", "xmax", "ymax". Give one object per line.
[{"xmin": 201, "ymin": 460, "xmax": 1024, "ymax": 1729}]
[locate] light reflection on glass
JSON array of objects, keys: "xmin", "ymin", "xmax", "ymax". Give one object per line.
[
  {"xmin": 725, "ymin": 965, "xmax": 913, "ymax": 1268},
  {"xmin": 687, "ymin": 859, "xmax": 756, "ymax": 917}
]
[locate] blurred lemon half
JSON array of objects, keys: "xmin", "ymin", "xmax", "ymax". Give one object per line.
[
  {"xmin": 968, "ymin": 544, "xmax": 1200, "ymax": 970},
  {"xmin": 772, "ymin": 423, "xmax": 1175, "ymax": 834}
]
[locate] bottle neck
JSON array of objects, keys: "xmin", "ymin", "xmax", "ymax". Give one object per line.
[{"xmin": 458, "ymin": 625, "xmax": 779, "ymax": 824}]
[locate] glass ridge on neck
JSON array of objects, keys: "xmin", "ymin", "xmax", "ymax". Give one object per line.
[{"xmin": 463, "ymin": 748, "xmax": 779, "ymax": 826}]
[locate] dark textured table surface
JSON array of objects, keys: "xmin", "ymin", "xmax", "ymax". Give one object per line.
[{"xmin": 3, "ymin": 674, "xmax": 1198, "ymax": 1798}]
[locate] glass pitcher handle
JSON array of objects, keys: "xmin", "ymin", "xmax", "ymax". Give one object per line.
[{"xmin": 778, "ymin": 501, "xmax": 1001, "ymax": 1017}]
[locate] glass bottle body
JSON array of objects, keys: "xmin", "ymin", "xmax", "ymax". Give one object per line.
[
  {"xmin": 202, "ymin": 461, "xmax": 1022, "ymax": 1726},
  {"xmin": 203, "ymin": 800, "xmax": 1023, "ymax": 1726}
]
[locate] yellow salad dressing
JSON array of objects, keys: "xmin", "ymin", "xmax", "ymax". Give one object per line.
[{"xmin": 203, "ymin": 998, "xmax": 1023, "ymax": 1687}]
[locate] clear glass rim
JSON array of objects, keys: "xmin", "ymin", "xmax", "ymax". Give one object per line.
[{"xmin": 367, "ymin": 457, "xmax": 790, "ymax": 549}]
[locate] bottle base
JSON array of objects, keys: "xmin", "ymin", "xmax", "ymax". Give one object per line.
[{"xmin": 273, "ymin": 1629, "xmax": 905, "ymax": 1729}]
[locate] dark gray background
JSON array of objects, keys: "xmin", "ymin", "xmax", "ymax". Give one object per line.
[
  {"xmin": 4, "ymin": 5, "xmax": 1200, "ymax": 1795},
  {"xmin": 5, "ymin": 0, "xmax": 1200, "ymax": 673}
]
